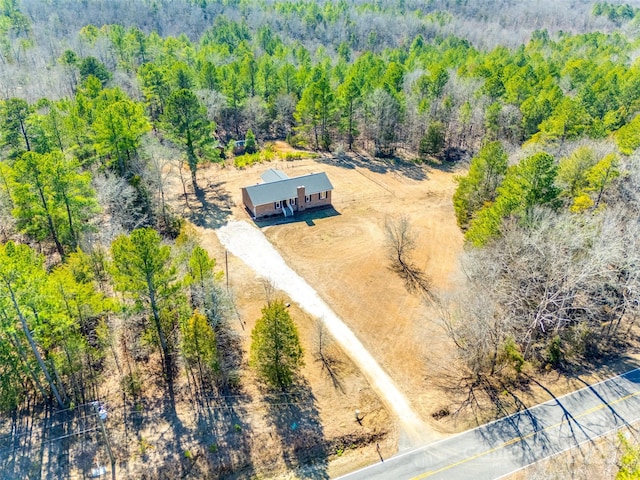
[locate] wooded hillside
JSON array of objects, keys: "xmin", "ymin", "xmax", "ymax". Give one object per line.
[{"xmin": 2, "ymin": 0, "xmax": 640, "ymax": 477}]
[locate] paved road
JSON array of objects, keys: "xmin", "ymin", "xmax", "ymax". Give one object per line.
[{"xmin": 338, "ymin": 368, "xmax": 640, "ymax": 480}]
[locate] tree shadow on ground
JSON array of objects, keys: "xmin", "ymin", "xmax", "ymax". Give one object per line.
[
  {"xmin": 474, "ymin": 377, "xmax": 554, "ymax": 465},
  {"xmin": 455, "ymin": 372, "xmax": 631, "ymax": 467},
  {"xmin": 111, "ymin": 391, "xmax": 237, "ymax": 479},
  {"xmin": 265, "ymin": 380, "xmax": 329, "ymax": 479},
  {"xmin": 573, "ymin": 352, "xmax": 640, "ymax": 381},
  {"xmin": 184, "ymin": 182, "xmax": 234, "ymax": 229},
  {"xmin": 314, "ymin": 151, "xmax": 428, "ymax": 181},
  {"xmin": 192, "ymin": 392, "xmax": 255, "ymax": 479},
  {"xmin": 0, "ymin": 402, "xmax": 52, "ymax": 479},
  {"xmin": 429, "ymin": 147, "xmax": 472, "ymax": 173},
  {"xmin": 190, "ymin": 317, "xmax": 256, "ymax": 479},
  {"xmin": 430, "ymin": 370, "xmax": 553, "ymax": 463},
  {"xmin": 0, "ymin": 401, "xmax": 113, "ymax": 480}
]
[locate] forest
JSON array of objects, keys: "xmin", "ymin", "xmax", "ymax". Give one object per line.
[{"xmin": 2, "ymin": 0, "xmax": 640, "ymax": 478}]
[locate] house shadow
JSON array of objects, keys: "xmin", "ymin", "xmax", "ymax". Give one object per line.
[
  {"xmin": 253, "ymin": 207, "xmax": 341, "ymax": 228},
  {"xmin": 184, "ymin": 182, "xmax": 234, "ymax": 229},
  {"xmin": 264, "ymin": 381, "xmax": 329, "ymax": 479}
]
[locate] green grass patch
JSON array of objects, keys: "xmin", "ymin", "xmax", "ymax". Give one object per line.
[
  {"xmin": 281, "ymin": 151, "xmax": 318, "ymax": 161},
  {"xmin": 233, "ymin": 146, "xmax": 317, "ymax": 168}
]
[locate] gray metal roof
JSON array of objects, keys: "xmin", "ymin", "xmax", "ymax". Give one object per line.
[
  {"xmin": 261, "ymin": 169, "xmax": 289, "ymax": 183},
  {"xmin": 244, "ymin": 172, "xmax": 333, "ymax": 206}
]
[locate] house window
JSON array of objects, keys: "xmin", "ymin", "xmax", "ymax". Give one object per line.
[
  {"xmin": 305, "ymin": 195, "xmax": 311, "ymax": 203},
  {"xmin": 290, "ymin": 198, "xmax": 297, "ymax": 205},
  {"xmin": 275, "ymin": 201, "xmax": 281, "ymax": 208},
  {"xmin": 319, "ymin": 191, "xmax": 327, "ymax": 200}
]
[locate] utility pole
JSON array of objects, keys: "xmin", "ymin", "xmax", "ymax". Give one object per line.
[
  {"xmin": 92, "ymin": 402, "xmax": 116, "ymax": 480},
  {"xmin": 225, "ymin": 250, "xmax": 229, "ymax": 292}
]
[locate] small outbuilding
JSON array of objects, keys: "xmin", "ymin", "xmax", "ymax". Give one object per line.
[{"xmin": 241, "ymin": 168, "xmax": 333, "ymax": 219}]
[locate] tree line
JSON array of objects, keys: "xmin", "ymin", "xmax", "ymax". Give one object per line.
[
  {"xmin": 448, "ymin": 135, "xmax": 639, "ymax": 379},
  {"xmin": 0, "ymin": 226, "xmax": 221, "ymax": 411},
  {"xmin": 2, "ymin": 0, "xmax": 640, "ymax": 163},
  {"xmin": 1, "ymin": 0, "xmax": 640, "ymax": 413},
  {"xmin": 55, "ymin": 18, "xmax": 640, "ymax": 159},
  {"xmin": 0, "ymin": 222, "xmax": 304, "ymax": 413}
]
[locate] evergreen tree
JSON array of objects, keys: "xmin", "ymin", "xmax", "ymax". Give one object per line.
[
  {"xmin": 244, "ymin": 129, "xmax": 257, "ymax": 154},
  {"xmin": 466, "ymin": 152, "xmax": 559, "ymax": 246},
  {"xmin": 453, "ymin": 141, "xmax": 508, "ymax": 229},
  {"xmin": 0, "ymin": 241, "xmax": 66, "ymax": 407},
  {"xmin": 10, "ymin": 151, "xmax": 98, "ymax": 256},
  {"xmin": 419, "ymin": 121, "xmax": 446, "ymax": 159},
  {"xmin": 163, "ymin": 89, "xmax": 217, "ymax": 189},
  {"xmin": 250, "ymin": 300, "xmax": 303, "ymax": 389},
  {"xmin": 1, "ymin": 98, "xmax": 32, "ymax": 155},
  {"xmin": 295, "ymin": 69, "xmax": 335, "ymax": 150},
  {"xmin": 181, "ymin": 311, "xmax": 218, "ymax": 388},
  {"xmin": 78, "ymin": 56, "xmax": 111, "ymax": 86},
  {"xmin": 111, "ymin": 228, "xmax": 183, "ymax": 402},
  {"xmin": 92, "ymin": 98, "xmax": 151, "ymax": 176}
]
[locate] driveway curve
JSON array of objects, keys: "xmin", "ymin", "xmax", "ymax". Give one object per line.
[{"xmin": 216, "ymin": 220, "xmax": 434, "ymax": 443}]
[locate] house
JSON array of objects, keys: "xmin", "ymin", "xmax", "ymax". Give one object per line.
[{"xmin": 241, "ymin": 168, "xmax": 333, "ymax": 219}]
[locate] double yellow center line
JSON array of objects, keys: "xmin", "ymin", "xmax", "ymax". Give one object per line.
[{"xmin": 411, "ymin": 387, "xmax": 640, "ymax": 479}]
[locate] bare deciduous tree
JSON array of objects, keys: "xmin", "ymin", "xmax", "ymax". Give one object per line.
[
  {"xmin": 442, "ymin": 201, "xmax": 640, "ymax": 377},
  {"xmin": 261, "ymin": 278, "xmax": 276, "ymax": 307},
  {"xmin": 384, "ymin": 216, "xmax": 434, "ymax": 300},
  {"xmin": 313, "ymin": 319, "xmax": 343, "ymax": 392},
  {"xmin": 92, "ymin": 173, "xmax": 150, "ymax": 243}
]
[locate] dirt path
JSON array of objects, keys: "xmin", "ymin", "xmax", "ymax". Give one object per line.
[{"xmin": 216, "ymin": 220, "xmax": 439, "ymax": 446}]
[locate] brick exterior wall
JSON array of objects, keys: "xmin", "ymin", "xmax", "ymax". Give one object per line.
[
  {"xmin": 255, "ymin": 202, "xmax": 284, "ymax": 217},
  {"xmin": 243, "ymin": 186, "xmax": 332, "ymax": 219},
  {"xmin": 241, "ymin": 188, "xmax": 256, "ymax": 217}
]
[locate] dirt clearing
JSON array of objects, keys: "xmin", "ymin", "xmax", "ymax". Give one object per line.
[
  {"xmin": 161, "ymin": 151, "xmax": 640, "ymax": 477},
  {"xmin": 217, "ymin": 220, "xmax": 435, "ymax": 445},
  {"xmin": 187, "ymin": 153, "xmax": 467, "ymax": 431}
]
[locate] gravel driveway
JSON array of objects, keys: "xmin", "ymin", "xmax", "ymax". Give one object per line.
[{"xmin": 216, "ymin": 220, "xmax": 434, "ymax": 444}]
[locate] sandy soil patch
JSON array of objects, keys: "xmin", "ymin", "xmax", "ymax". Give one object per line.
[
  {"xmin": 217, "ymin": 220, "xmax": 433, "ymax": 444},
  {"xmin": 163, "ymin": 151, "xmax": 640, "ymax": 477},
  {"xmin": 184, "ymin": 154, "xmax": 467, "ymax": 432}
]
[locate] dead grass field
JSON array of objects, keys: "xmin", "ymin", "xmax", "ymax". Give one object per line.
[
  {"xmin": 156, "ymin": 148, "xmax": 462, "ymax": 476},
  {"xmin": 160, "ymin": 143, "xmax": 640, "ymax": 478},
  {"xmin": 167, "ymin": 146, "xmax": 468, "ymax": 476},
  {"xmin": 255, "ymin": 155, "xmax": 466, "ymax": 428}
]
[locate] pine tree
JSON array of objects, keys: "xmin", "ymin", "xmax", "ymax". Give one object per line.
[
  {"xmin": 466, "ymin": 152, "xmax": 559, "ymax": 246},
  {"xmin": 0, "ymin": 242, "xmax": 66, "ymax": 407},
  {"xmin": 163, "ymin": 88, "xmax": 217, "ymax": 189},
  {"xmin": 10, "ymin": 151, "xmax": 98, "ymax": 256},
  {"xmin": 182, "ymin": 311, "xmax": 218, "ymax": 389},
  {"xmin": 453, "ymin": 141, "xmax": 508, "ymax": 229},
  {"xmin": 250, "ymin": 300, "xmax": 303, "ymax": 389},
  {"xmin": 244, "ymin": 129, "xmax": 257, "ymax": 154},
  {"xmin": 111, "ymin": 228, "xmax": 183, "ymax": 402}
]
